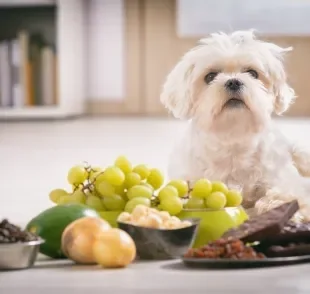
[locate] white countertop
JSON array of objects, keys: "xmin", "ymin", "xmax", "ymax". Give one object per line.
[{"xmin": 1, "ymin": 255, "xmax": 310, "ymax": 294}]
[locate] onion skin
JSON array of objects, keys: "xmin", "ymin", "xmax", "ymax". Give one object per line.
[
  {"xmin": 93, "ymin": 228, "xmax": 136, "ymax": 268},
  {"xmin": 61, "ymin": 217, "xmax": 111, "ymax": 264}
]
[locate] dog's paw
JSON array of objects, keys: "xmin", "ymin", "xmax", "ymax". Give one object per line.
[
  {"xmin": 254, "ymin": 188, "xmax": 286, "ymax": 214},
  {"xmin": 254, "ymin": 188, "xmax": 310, "ymax": 223}
]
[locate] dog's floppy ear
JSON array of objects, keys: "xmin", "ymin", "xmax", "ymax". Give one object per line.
[
  {"xmin": 274, "ymin": 82, "xmax": 296, "ymax": 115},
  {"xmin": 267, "ymin": 44, "xmax": 296, "ymax": 115},
  {"xmin": 160, "ymin": 59, "xmax": 195, "ymax": 119}
]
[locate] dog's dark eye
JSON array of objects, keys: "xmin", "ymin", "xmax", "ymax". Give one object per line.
[
  {"xmin": 246, "ymin": 69, "xmax": 259, "ymax": 79},
  {"xmin": 204, "ymin": 72, "xmax": 218, "ymax": 84}
]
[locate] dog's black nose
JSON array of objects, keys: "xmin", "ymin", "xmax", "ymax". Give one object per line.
[{"xmin": 225, "ymin": 79, "xmax": 243, "ymax": 92}]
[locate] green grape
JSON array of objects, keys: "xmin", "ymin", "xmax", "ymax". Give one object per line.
[
  {"xmin": 71, "ymin": 190, "xmax": 86, "ymax": 204},
  {"xmin": 94, "ymin": 172, "xmax": 105, "ymax": 185},
  {"xmin": 157, "ymin": 204, "xmax": 163, "ymax": 210},
  {"xmin": 133, "ymin": 164, "xmax": 150, "ymax": 180},
  {"xmin": 89, "ymin": 171, "xmax": 101, "ymax": 184},
  {"xmin": 95, "ymin": 181, "xmax": 115, "ymax": 197},
  {"xmin": 49, "ymin": 189, "xmax": 68, "ymax": 203},
  {"xmin": 160, "ymin": 195, "xmax": 183, "ymax": 216},
  {"xmin": 226, "ymin": 189, "xmax": 243, "ymax": 207},
  {"xmin": 184, "ymin": 196, "xmax": 205, "ymax": 209},
  {"xmin": 98, "ymin": 207, "xmax": 107, "ymax": 213},
  {"xmin": 120, "ymin": 194, "xmax": 128, "ymax": 202},
  {"xmin": 141, "ymin": 182, "xmax": 154, "ymax": 193},
  {"xmin": 100, "ymin": 202, "xmax": 107, "ymax": 211},
  {"xmin": 211, "ymin": 181, "xmax": 229, "ymax": 194},
  {"xmin": 67, "ymin": 165, "xmax": 88, "ymax": 185},
  {"xmin": 57, "ymin": 194, "xmax": 74, "ymax": 205},
  {"xmin": 101, "ymin": 166, "xmax": 125, "ymax": 186},
  {"xmin": 124, "ymin": 172, "xmax": 141, "ymax": 189},
  {"xmin": 88, "ymin": 167, "xmax": 103, "ymax": 182},
  {"xmin": 114, "ymin": 155, "xmax": 133, "ymax": 174},
  {"xmin": 103, "ymin": 194, "xmax": 126, "ymax": 211},
  {"xmin": 124, "ymin": 197, "xmax": 151, "ymax": 213},
  {"xmin": 86, "ymin": 195, "xmax": 105, "ymax": 211},
  {"xmin": 115, "ymin": 184, "xmax": 126, "ymax": 197},
  {"xmin": 167, "ymin": 180, "xmax": 189, "ymax": 197},
  {"xmin": 205, "ymin": 192, "xmax": 226, "ymax": 210},
  {"xmin": 127, "ymin": 185, "xmax": 153, "ymax": 200},
  {"xmin": 88, "ymin": 189, "xmax": 101, "ymax": 198},
  {"xmin": 158, "ymin": 185, "xmax": 179, "ymax": 201},
  {"xmin": 192, "ymin": 179, "xmax": 212, "ymax": 199},
  {"xmin": 147, "ymin": 168, "xmax": 164, "ymax": 190}
]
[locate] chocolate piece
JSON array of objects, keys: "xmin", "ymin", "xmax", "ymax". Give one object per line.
[
  {"xmin": 262, "ymin": 221, "xmax": 310, "ymax": 245},
  {"xmin": 222, "ymin": 200, "xmax": 299, "ymax": 243},
  {"xmin": 265, "ymin": 243, "xmax": 310, "ymax": 257}
]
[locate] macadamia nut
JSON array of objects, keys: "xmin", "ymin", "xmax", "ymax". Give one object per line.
[{"xmin": 117, "ymin": 205, "xmax": 192, "ymax": 230}]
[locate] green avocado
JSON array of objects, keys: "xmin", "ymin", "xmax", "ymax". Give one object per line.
[{"xmin": 26, "ymin": 204, "xmax": 100, "ymax": 259}]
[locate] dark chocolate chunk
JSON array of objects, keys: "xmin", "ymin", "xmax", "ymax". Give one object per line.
[
  {"xmin": 222, "ymin": 200, "xmax": 299, "ymax": 243},
  {"xmin": 261, "ymin": 221, "xmax": 310, "ymax": 246}
]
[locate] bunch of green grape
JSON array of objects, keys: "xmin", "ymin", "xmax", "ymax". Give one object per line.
[
  {"xmin": 184, "ymin": 179, "xmax": 243, "ymax": 210},
  {"xmin": 49, "ymin": 156, "xmax": 170, "ymax": 214},
  {"xmin": 48, "ymin": 156, "xmax": 243, "ymax": 217}
]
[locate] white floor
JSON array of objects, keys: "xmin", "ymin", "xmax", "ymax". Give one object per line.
[{"xmin": 1, "ymin": 117, "xmax": 310, "ymax": 226}]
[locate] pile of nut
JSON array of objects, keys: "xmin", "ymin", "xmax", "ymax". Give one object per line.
[
  {"xmin": 118, "ymin": 205, "xmax": 192, "ymax": 229},
  {"xmin": 184, "ymin": 238, "xmax": 265, "ymax": 260},
  {"xmin": 0, "ymin": 219, "xmax": 38, "ymax": 243}
]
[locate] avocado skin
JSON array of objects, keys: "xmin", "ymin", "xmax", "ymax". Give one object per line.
[{"xmin": 26, "ymin": 204, "xmax": 99, "ymax": 259}]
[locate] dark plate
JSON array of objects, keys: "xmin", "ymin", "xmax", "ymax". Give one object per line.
[{"xmin": 182, "ymin": 255, "xmax": 310, "ymax": 269}]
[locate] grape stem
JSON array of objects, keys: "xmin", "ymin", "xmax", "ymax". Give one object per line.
[
  {"xmin": 184, "ymin": 180, "xmax": 192, "ymax": 199},
  {"xmin": 73, "ymin": 164, "xmax": 105, "ymax": 198},
  {"xmin": 151, "ymin": 196, "xmax": 160, "ymax": 207}
]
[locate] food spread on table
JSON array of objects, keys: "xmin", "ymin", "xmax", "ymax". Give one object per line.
[
  {"xmin": 184, "ymin": 200, "xmax": 300, "ymax": 260},
  {"xmin": 47, "ymin": 156, "xmax": 244, "ymax": 216},
  {"xmin": 1, "ymin": 155, "xmax": 309, "ymax": 271}
]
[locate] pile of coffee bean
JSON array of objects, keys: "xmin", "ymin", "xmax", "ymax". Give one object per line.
[
  {"xmin": 0, "ymin": 219, "xmax": 38, "ymax": 243},
  {"xmin": 184, "ymin": 238, "xmax": 265, "ymax": 260}
]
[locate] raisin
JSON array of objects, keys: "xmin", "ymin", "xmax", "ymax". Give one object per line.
[{"xmin": 184, "ymin": 237, "xmax": 266, "ymax": 260}]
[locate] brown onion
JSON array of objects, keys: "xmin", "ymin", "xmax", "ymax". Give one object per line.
[
  {"xmin": 61, "ymin": 217, "xmax": 111, "ymax": 264},
  {"xmin": 93, "ymin": 228, "xmax": 136, "ymax": 268}
]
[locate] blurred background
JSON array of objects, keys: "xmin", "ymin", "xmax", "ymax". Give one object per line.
[{"xmin": 1, "ymin": 0, "xmax": 310, "ymax": 224}]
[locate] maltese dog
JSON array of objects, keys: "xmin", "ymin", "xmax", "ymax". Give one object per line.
[{"xmin": 160, "ymin": 30, "xmax": 310, "ymax": 222}]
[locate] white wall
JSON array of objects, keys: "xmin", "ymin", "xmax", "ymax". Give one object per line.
[
  {"xmin": 86, "ymin": 0, "xmax": 125, "ymax": 101},
  {"xmin": 177, "ymin": 0, "xmax": 310, "ymax": 37}
]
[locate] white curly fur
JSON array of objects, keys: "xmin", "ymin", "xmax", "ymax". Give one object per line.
[{"xmin": 160, "ymin": 30, "xmax": 310, "ymax": 222}]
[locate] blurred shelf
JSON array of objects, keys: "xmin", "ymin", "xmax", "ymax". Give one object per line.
[
  {"xmin": 0, "ymin": 0, "xmax": 87, "ymax": 120},
  {"xmin": 0, "ymin": 0, "xmax": 55, "ymax": 7},
  {"xmin": 0, "ymin": 106, "xmax": 81, "ymax": 120}
]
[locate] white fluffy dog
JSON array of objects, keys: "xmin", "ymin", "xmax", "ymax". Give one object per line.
[{"xmin": 160, "ymin": 30, "xmax": 310, "ymax": 222}]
